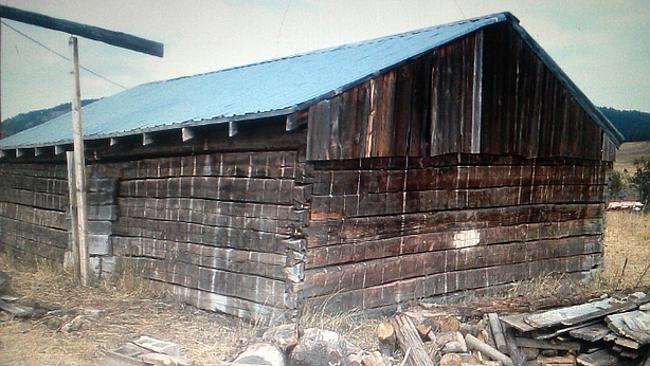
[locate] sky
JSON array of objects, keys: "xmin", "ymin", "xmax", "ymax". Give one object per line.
[{"xmin": 1, "ymin": 0, "xmax": 649, "ymax": 121}]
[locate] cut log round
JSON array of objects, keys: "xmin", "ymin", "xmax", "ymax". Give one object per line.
[{"xmin": 377, "ymin": 322, "xmax": 396, "ymax": 355}]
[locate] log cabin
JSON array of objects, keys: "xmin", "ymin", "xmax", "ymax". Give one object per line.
[{"xmin": 0, "ymin": 12, "xmax": 623, "ymax": 322}]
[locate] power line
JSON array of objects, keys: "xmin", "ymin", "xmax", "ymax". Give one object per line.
[{"xmin": 1, "ymin": 20, "xmax": 127, "ymax": 90}]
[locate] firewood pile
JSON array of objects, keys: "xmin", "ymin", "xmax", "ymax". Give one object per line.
[
  {"xmin": 233, "ymin": 291, "xmax": 649, "ymax": 366},
  {"xmin": 381, "ymin": 291, "xmax": 650, "ymax": 366}
]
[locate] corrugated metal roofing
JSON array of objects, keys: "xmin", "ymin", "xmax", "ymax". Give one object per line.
[{"xmin": 0, "ymin": 12, "xmax": 623, "ymax": 149}]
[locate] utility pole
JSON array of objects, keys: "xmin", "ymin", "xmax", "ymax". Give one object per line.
[
  {"xmin": 69, "ymin": 36, "xmax": 90, "ymax": 285},
  {"xmin": 0, "ymin": 5, "xmax": 163, "ymax": 285}
]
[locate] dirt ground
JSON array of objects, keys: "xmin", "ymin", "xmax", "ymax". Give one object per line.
[{"xmin": 0, "ymin": 211, "xmax": 648, "ymax": 365}]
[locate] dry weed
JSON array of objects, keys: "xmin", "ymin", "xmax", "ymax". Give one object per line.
[
  {"xmin": 299, "ymin": 302, "xmax": 384, "ymax": 351},
  {"xmin": 603, "ymin": 211, "xmax": 650, "ymax": 289},
  {"xmin": 0, "ymin": 250, "xmax": 256, "ymax": 365}
]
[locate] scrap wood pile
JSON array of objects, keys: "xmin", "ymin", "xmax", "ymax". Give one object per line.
[{"xmin": 379, "ymin": 291, "xmax": 650, "ymax": 366}]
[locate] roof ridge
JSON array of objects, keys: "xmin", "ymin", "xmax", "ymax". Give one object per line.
[{"xmin": 153, "ymin": 12, "xmax": 512, "ymax": 86}]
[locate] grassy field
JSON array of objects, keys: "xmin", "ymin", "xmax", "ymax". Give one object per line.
[{"xmin": 614, "ymin": 140, "xmax": 650, "ymax": 172}]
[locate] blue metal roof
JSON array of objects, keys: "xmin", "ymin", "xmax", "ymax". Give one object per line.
[{"xmin": 0, "ymin": 12, "xmax": 623, "ymax": 149}]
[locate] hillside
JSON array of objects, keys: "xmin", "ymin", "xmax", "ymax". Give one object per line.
[
  {"xmin": 1, "ymin": 101, "xmax": 649, "ymax": 142},
  {"xmin": 1, "ymin": 99, "xmax": 98, "ymax": 138},
  {"xmin": 600, "ymin": 107, "xmax": 650, "ymax": 141}
]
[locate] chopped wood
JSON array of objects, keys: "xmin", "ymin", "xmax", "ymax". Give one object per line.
[
  {"xmin": 534, "ymin": 320, "xmax": 601, "ymax": 340},
  {"xmin": 439, "ymin": 332, "xmax": 467, "ymax": 354},
  {"xmin": 536, "ymin": 354, "xmax": 576, "ymax": 365},
  {"xmin": 415, "ymin": 323, "xmax": 432, "ymax": 340},
  {"xmin": 576, "ymin": 349, "xmax": 619, "ymax": 366},
  {"xmin": 569, "ymin": 323, "xmax": 612, "ymax": 342},
  {"xmin": 487, "ymin": 313, "xmax": 507, "ymax": 353},
  {"xmin": 500, "ymin": 313, "xmax": 536, "ymax": 333},
  {"xmin": 465, "ymin": 333, "xmax": 513, "ymax": 366},
  {"xmin": 524, "ymin": 298, "xmax": 621, "ymax": 329},
  {"xmin": 377, "ymin": 322, "xmax": 396, "ymax": 355},
  {"xmin": 513, "ymin": 337, "xmax": 580, "ymax": 351},
  {"xmin": 605, "ymin": 310, "xmax": 650, "ymax": 345},
  {"xmin": 391, "ymin": 314, "xmax": 435, "ymax": 366},
  {"xmin": 361, "ymin": 351, "xmax": 387, "ymax": 366},
  {"xmin": 438, "ymin": 353, "xmax": 461, "ymax": 366},
  {"xmin": 612, "ymin": 335, "xmax": 640, "ymax": 350}
]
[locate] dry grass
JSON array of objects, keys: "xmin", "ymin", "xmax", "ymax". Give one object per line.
[
  {"xmin": 0, "ymin": 253, "xmax": 256, "ymax": 366},
  {"xmin": 614, "ymin": 141, "xmax": 650, "ymax": 173},
  {"xmin": 602, "ymin": 211, "xmax": 650, "ymax": 288},
  {"xmin": 299, "ymin": 302, "xmax": 383, "ymax": 351}
]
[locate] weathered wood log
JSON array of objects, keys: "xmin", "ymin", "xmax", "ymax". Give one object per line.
[
  {"xmin": 438, "ymin": 353, "xmax": 461, "ymax": 366},
  {"xmin": 233, "ymin": 343, "xmax": 285, "ymax": 366},
  {"xmin": 576, "ymin": 349, "xmax": 619, "ymax": 366},
  {"xmin": 487, "ymin": 313, "xmax": 507, "ymax": 354},
  {"xmin": 513, "ymin": 337, "xmax": 580, "ymax": 351},
  {"xmin": 390, "ymin": 314, "xmax": 434, "ymax": 366},
  {"xmin": 415, "ymin": 323, "xmax": 432, "ymax": 341},
  {"xmin": 465, "ymin": 334, "xmax": 513, "ymax": 366},
  {"xmin": 361, "ymin": 351, "xmax": 386, "ymax": 366},
  {"xmin": 377, "ymin": 322, "xmax": 396, "ymax": 355},
  {"xmin": 536, "ymin": 355, "xmax": 577, "ymax": 366}
]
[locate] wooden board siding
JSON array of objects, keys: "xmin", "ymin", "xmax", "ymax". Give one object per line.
[
  {"xmin": 306, "ymin": 24, "xmax": 608, "ymax": 162},
  {"xmin": 306, "ymin": 53, "xmax": 432, "ymax": 160},
  {"xmin": 480, "ymin": 23, "xmax": 603, "ymax": 160},
  {"xmin": 111, "ymin": 150, "xmax": 308, "ymax": 321},
  {"xmin": 301, "ymin": 157, "xmax": 608, "ymax": 311},
  {"xmin": 0, "ymin": 164, "xmax": 69, "ymax": 261}
]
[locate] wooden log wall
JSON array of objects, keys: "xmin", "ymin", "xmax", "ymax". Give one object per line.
[
  {"xmin": 0, "ymin": 163, "xmax": 69, "ymax": 261},
  {"xmin": 301, "ymin": 155, "xmax": 609, "ymax": 311},
  {"xmin": 111, "ymin": 150, "xmax": 308, "ymax": 321}
]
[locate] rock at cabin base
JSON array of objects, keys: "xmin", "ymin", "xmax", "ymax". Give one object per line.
[
  {"xmin": 233, "ymin": 343, "xmax": 286, "ymax": 366},
  {"xmin": 289, "ymin": 328, "xmax": 355, "ymax": 366}
]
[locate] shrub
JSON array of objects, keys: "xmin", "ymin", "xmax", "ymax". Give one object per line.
[
  {"xmin": 630, "ymin": 158, "xmax": 650, "ymax": 211},
  {"xmin": 608, "ymin": 170, "xmax": 626, "ymax": 198}
]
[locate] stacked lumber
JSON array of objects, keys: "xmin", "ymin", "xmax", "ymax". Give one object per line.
[{"xmin": 499, "ymin": 291, "xmax": 650, "ymax": 365}]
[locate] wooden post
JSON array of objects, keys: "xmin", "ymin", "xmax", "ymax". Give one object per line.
[
  {"xmin": 65, "ymin": 151, "xmax": 80, "ymax": 282},
  {"xmin": 70, "ymin": 36, "xmax": 90, "ymax": 286}
]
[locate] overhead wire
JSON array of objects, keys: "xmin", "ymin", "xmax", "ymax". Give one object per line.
[{"xmin": 1, "ymin": 20, "xmax": 127, "ymax": 90}]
